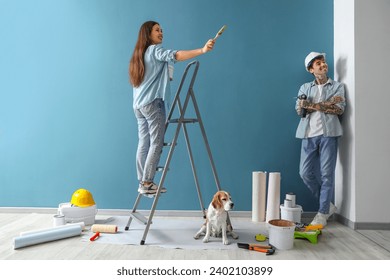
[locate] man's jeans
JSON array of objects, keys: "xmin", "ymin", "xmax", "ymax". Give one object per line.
[
  {"xmin": 134, "ymin": 98, "xmax": 166, "ymax": 183},
  {"xmin": 299, "ymin": 135, "xmax": 338, "ymax": 214}
]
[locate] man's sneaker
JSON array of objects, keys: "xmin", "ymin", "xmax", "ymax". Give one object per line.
[
  {"xmin": 138, "ymin": 182, "xmax": 167, "ymax": 195},
  {"xmin": 311, "ymin": 212, "xmax": 327, "ymax": 226},
  {"xmin": 325, "ymin": 203, "xmax": 337, "ymax": 219}
]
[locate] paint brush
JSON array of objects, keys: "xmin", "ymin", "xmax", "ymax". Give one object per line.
[{"xmin": 214, "ymin": 25, "xmax": 227, "ymax": 40}]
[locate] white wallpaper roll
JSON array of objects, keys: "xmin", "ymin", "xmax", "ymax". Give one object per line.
[
  {"xmin": 13, "ymin": 224, "xmax": 82, "ymax": 249},
  {"xmin": 252, "ymin": 171, "xmax": 267, "ymax": 222},
  {"xmin": 266, "ymin": 172, "xmax": 281, "ymax": 222},
  {"xmin": 19, "ymin": 222, "xmax": 85, "ymax": 236}
]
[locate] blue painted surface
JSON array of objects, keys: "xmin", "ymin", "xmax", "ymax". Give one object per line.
[{"xmin": 0, "ymin": 0, "xmax": 333, "ymax": 211}]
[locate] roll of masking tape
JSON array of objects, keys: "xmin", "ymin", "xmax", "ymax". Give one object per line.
[
  {"xmin": 284, "ymin": 199, "xmax": 293, "ymax": 208},
  {"xmin": 286, "ymin": 193, "xmax": 296, "ymax": 208}
]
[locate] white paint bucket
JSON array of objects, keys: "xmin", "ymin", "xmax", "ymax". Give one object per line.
[
  {"xmin": 58, "ymin": 203, "xmax": 97, "ymax": 225},
  {"xmin": 268, "ymin": 219, "xmax": 295, "ymax": 250},
  {"xmin": 280, "ymin": 204, "xmax": 303, "ymax": 223}
]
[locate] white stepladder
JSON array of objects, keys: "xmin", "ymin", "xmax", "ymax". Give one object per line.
[{"xmin": 125, "ymin": 60, "xmax": 225, "ymax": 245}]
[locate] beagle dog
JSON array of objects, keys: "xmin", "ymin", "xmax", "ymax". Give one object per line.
[{"xmin": 194, "ymin": 191, "xmax": 239, "ymax": 245}]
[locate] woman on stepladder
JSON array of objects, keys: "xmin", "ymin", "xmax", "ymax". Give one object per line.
[{"xmin": 129, "ymin": 21, "xmax": 215, "ymax": 196}]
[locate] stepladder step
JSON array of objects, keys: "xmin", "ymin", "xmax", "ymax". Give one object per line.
[
  {"xmin": 163, "ymin": 142, "xmax": 176, "ymax": 146},
  {"xmin": 156, "ymin": 166, "xmax": 169, "ymax": 172},
  {"xmin": 169, "ymin": 118, "xmax": 198, "ymax": 123},
  {"xmin": 131, "ymin": 212, "xmax": 151, "ymax": 225}
]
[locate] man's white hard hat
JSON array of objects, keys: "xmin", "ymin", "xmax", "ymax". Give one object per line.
[{"xmin": 305, "ymin": 52, "xmax": 326, "ymax": 72}]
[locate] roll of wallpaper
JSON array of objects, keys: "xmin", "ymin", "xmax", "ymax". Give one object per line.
[
  {"xmin": 266, "ymin": 172, "xmax": 281, "ymax": 222},
  {"xmin": 13, "ymin": 224, "xmax": 82, "ymax": 249},
  {"xmin": 252, "ymin": 171, "xmax": 267, "ymax": 222},
  {"xmin": 19, "ymin": 222, "xmax": 85, "ymax": 236}
]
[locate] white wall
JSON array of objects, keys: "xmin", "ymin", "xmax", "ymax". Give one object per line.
[
  {"xmin": 355, "ymin": 0, "xmax": 390, "ymax": 224},
  {"xmin": 334, "ymin": 0, "xmax": 390, "ymax": 227},
  {"xmin": 334, "ymin": 0, "xmax": 356, "ymax": 223}
]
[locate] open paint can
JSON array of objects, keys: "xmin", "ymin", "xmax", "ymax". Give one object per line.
[{"xmin": 268, "ymin": 219, "xmax": 295, "ymax": 250}]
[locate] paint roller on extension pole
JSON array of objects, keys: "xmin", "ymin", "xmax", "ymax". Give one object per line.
[{"xmin": 213, "ymin": 25, "xmax": 227, "ymax": 40}]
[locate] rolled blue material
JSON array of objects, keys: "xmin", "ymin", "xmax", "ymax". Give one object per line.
[
  {"xmin": 13, "ymin": 224, "xmax": 82, "ymax": 249},
  {"xmin": 20, "ymin": 222, "xmax": 85, "ymax": 236}
]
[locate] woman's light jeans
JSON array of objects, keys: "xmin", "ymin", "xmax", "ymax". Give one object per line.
[
  {"xmin": 299, "ymin": 135, "xmax": 338, "ymax": 214},
  {"xmin": 134, "ymin": 98, "xmax": 165, "ymax": 183}
]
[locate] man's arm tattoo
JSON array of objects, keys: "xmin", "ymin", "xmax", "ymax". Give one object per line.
[{"xmin": 303, "ymin": 96, "xmax": 344, "ymax": 115}]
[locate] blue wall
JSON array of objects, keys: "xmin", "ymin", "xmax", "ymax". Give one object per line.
[{"xmin": 0, "ymin": 0, "xmax": 334, "ymax": 212}]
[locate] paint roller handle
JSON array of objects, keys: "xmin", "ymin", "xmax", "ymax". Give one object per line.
[{"xmin": 90, "ymin": 232, "xmax": 100, "ymax": 241}]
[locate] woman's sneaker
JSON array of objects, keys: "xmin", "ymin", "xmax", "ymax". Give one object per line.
[
  {"xmin": 311, "ymin": 203, "xmax": 337, "ymax": 227},
  {"xmin": 138, "ymin": 182, "xmax": 167, "ymax": 195}
]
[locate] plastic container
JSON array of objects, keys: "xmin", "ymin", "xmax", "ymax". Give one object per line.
[
  {"xmin": 58, "ymin": 203, "xmax": 97, "ymax": 225},
  {"xmin": 53, "ymin": 214, "xmax": 66, "ymax": 227},
  {"xmin": 268, "ymin": 219, "xmax": 295, "ymax": 250},
  {"xmin": 280, "ymin": 204, "xmax": 303, "ymax": 223}
]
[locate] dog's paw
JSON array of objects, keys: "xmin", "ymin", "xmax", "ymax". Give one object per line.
[
  {"xmin": 193, "ymin": 234, "xmax": 200, "ymax": 240},
  {"xmin": 232, "ymin": 232, "xmax": 239, "ymax": 239},
  {"xmin": 202, "ymin": 237, "xmax": 209, "ymax": 243},
  {"xmin": 223, "ymin": 239, "xmax": 229, "ymax": 245}
]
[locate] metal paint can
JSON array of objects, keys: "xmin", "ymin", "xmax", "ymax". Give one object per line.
[{"xmin": 53, "ymin": 214, "xmax": 66, "ymax": 227}]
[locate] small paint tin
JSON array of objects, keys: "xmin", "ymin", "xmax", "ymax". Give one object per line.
[{"xmin": 53, "ymin": 214, "xmax": 66, "ymax": 227}]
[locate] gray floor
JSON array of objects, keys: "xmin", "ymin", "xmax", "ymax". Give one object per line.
[{"xmin": 1, "ymin": 212, "xmax": 390, "ymax": 260}]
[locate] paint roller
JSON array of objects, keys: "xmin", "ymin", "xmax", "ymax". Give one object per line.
[
  {"xmin": 91, "ymin": 224, "xmax": 118, "ymax": 233},
  {"xmin": 89, "ymin": 224, "xmax": 117, "ymax": 241},
  {"xmin": 214, "ymin": 25, "xmax": 227, "ymax": 40}
]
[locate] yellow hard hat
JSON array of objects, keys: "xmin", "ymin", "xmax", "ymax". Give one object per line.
[{"xmin": 70, "ymin": 188, "xmax": 95, "ymax": 207}]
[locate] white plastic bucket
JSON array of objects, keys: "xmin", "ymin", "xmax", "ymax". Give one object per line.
[
  {"xmin": 58, "ymin": 203, "xmax": 97, "ymax": 225},
  {"xmin": 268, "ymin": 219, "xmax": 295, "ymax": 250},
  {"xmin": 280, "ymin": 204, "xmax": 303, "ymax": 223}
]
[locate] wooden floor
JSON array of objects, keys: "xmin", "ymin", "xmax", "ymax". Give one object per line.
[{"xmin": 1, "ymin": 212, "xmax": 390, "ymax": 260}]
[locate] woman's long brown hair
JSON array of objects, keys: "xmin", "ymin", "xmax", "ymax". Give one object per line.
[{"xmin": 129, "ymin": 21, "xmax": 159, "ymax": 87}]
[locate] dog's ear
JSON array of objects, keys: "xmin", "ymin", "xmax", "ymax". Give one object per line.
[{"xmin": 212, "ymin": 192, "xmax": 223, "ymax": 209}]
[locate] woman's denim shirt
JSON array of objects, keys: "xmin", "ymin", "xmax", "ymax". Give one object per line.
[
  {"xmin": 133, "ymin": 44, "xmax": 177, "ymax": 109},
  {"xmin": 295, "ymin": 78, "xmax": 346, "ymax": 139}
]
